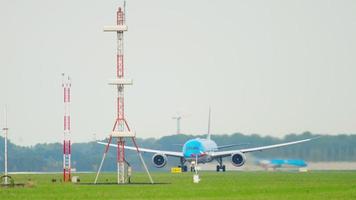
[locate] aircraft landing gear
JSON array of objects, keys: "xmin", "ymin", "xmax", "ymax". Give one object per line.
[
  {"xmin": 216, "ymin": 165, "xmax": 226, "ymax": 172},
  {"xmin": 179, "ymin": 158, "xmax": 188, "ymax": 172},
  {"xmin": 178, "ymin": 165, "xmax": 188, "ymax": 172},
  {"xmin": 216, "ymin": 157, "xmax": 226, "ymax": 172}
]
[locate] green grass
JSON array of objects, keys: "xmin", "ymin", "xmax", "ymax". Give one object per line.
[{"xmin": 1, "ymin": 171, "xmax": 356, "ymax": 200}]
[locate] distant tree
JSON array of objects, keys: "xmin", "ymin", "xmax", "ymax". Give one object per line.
[{"xmin": 0, "ymin": 132, "xmax": 355, "ymax": 172}]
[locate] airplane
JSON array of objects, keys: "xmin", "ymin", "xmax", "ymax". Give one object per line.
[
  {"xmin": 99, "ymin": 108, "xmax": 317, "ymax": 172},
  {"xmin": 99, "ymin": 135, "xmax": 315, "ymax": 172},
  {"xmin": 256, "ymin": 159, "xmax": 308, "ymax": 171}
]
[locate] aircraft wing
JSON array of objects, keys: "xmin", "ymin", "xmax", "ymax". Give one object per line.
[
  {"xmin": 97, "ymin": 142, "xmax": 183, "ymax": 157},
  {"xmin": 211, "ymin": 137, "xmax": 316, "ymax": 158},
  {"xmin": 217, "ymin": 143, "xmax": 249, "ymax": 150}
]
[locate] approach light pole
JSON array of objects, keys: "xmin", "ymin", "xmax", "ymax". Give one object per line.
[{"xmin": 3, "ymin": 107, "xmax": 9, "ymax": 185}]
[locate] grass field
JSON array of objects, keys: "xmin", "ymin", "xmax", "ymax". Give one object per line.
[{"xmin": 0, "ymin": 171, "xmax": 355, "ymax": 200}]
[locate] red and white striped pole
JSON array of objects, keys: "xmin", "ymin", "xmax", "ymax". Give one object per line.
[
  {"xmin": 95, "ymin": 3, "xmax": 153, "ymax": 184},
  {"xmin": 62, "ymin": 73, "xmax": 71, "ymax": 182},
  {"xmin": 116, "ymin": 6, "xmax": 127, "ymax": 184}
]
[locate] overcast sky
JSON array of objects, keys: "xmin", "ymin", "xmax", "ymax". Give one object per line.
[{"xmin": 0, "ymin": 0, "xmax": 355, "ymax": 146}]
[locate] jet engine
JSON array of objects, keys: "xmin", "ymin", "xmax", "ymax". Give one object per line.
[
  {"xmin": 231, "ymin": 152, "xmax": 246, "ymax": 167},
  {"xmin": 152, "ymin": 154, "xmax": 167, "ymax": 168}
]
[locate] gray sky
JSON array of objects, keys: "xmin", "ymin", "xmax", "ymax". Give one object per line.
[{"xmin": 0, "ymin": 0, "xmax": 355, "ymax": 146}]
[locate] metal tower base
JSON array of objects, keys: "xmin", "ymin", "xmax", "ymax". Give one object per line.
[{"xmin": 94, "ymin": 136, "xmax": 153, "ymax": 184}]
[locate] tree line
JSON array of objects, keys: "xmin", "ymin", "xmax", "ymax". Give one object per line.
[{"xmin": 0, "ymin": 132, "xmax": 355, "ymax": 172}]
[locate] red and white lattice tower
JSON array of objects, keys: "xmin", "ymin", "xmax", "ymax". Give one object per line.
[
  {"xmin": 62, "ymin": 73, "xmax": 71, "ymax": 182},
  {"xmin": 94, "ymin": 3, "xmax": 153, "ymax": 184}
]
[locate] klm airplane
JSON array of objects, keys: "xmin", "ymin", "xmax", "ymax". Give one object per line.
[
  {"xmin": 99, "ymin": 133, "xmax": 315, "ymax": 172},
  {"xmin": 257, "ymin": 159, "xmax": 308, "ymax": 170},
  {"xmin": 99, "ymin": 108, "xmax": 316, "ymax": 172}
]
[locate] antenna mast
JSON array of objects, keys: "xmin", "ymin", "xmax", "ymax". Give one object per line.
[
  {"xmin": 95, "ymin": 2, "xmax": 153, "ymax": 184},
  {"xmin": 3, "ymin": 106, "xmax": 9, "ymax": 184},
  {"xmin": 62, "ymin": 73, "xmax": 72, "ymax": 182}
]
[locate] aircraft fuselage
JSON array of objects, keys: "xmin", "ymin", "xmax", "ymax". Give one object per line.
[{"xmin": 182, "ymin": 138, "xmax": 218, "ymax": 163}]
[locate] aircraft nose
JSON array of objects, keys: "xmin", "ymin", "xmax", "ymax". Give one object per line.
[{"xmin": 190, "ymin": 151, "xmax": 205, "ymax": 158}]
